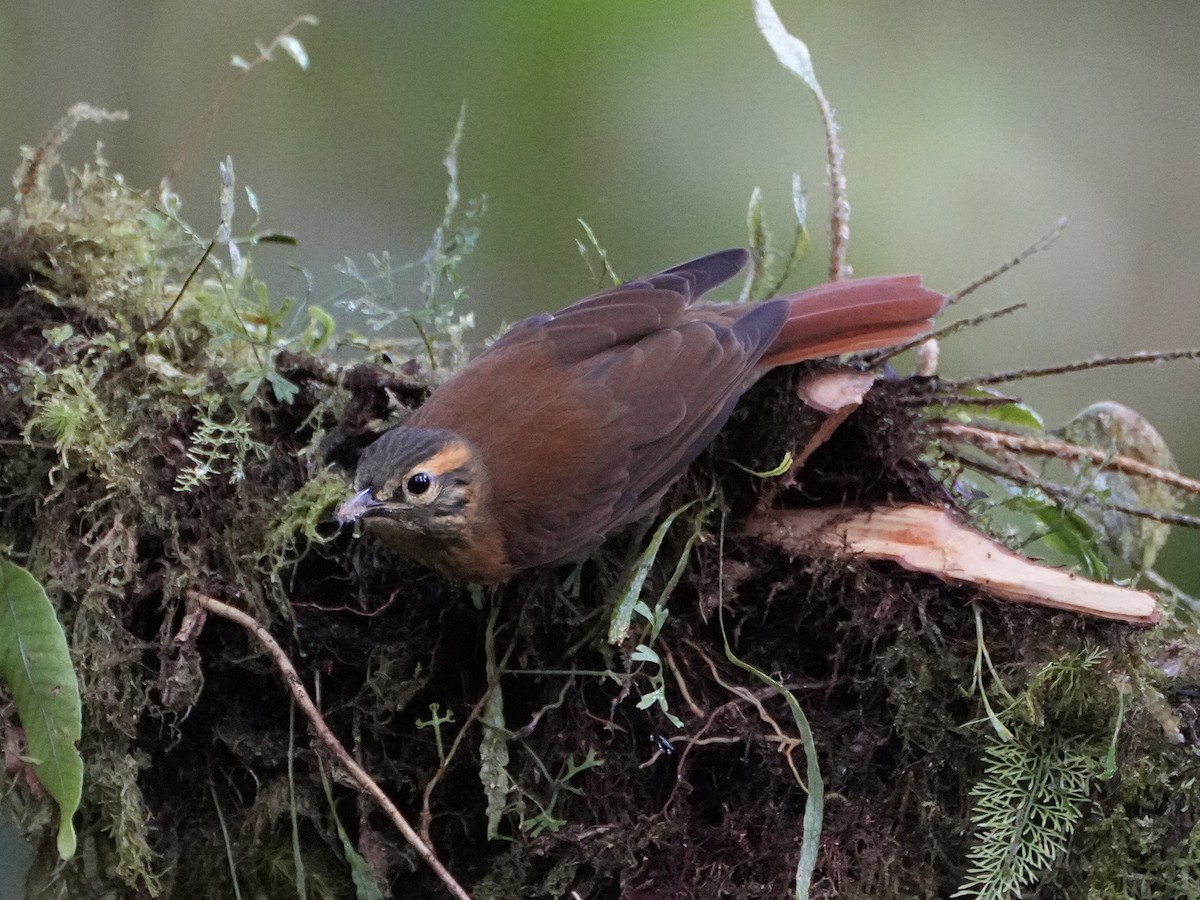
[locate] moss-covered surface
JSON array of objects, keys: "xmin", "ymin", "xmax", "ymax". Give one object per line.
[{"xmin": 2, "ymin": 119, "xmax": 1199, "ymax": 900}]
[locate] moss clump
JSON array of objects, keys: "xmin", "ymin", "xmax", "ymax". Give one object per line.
[{"xmin": 1, "ymin": 112, "xmax": 353, "ymax": 897}]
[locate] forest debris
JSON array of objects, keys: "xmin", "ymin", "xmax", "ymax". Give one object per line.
[
  {"xmin": 745, "ymin": 503, "xmax": 1161, "ymax": 625},
  {"xmin": 790, "ymin": 368, "xmax": 876, "ymax": 472}
]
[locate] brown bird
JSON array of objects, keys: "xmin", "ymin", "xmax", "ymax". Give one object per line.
[{"xmin": 336, "ymin": 249, "xmax": 944, "ymax": 582}]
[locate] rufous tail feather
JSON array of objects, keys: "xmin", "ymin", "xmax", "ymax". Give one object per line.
[{"xmin": 757, "ymin": 274, "xmax": 946, "ymax": 369}]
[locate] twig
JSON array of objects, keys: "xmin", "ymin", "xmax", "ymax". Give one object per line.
[
  {"xmin": 273, "ymin": 349, "xmax": 429, "ymax": 400},
  {"xmin": 139, "ymin": 239, "xmax": 215, "ymax": 339},
  {"xmin": 187, "ymin": 591, "xmax": 474, "ymax": 900},
  {"xmin": 944, "ymin": 348, "xmax": 1200, "ymax": 390},
  {"xmin": 948, "ymin": 217, "xmax": 1068, "ymax": 304},
  {"xmin": 893, "ymin": 391, "xmax": 1024, "ymax": 409},
  {"xmin": 864, "ymin": 302, "xmax": 1026, "ymax": 369},
  {"xmin": 935, "ymin": 421, "xmax": 1200, "ymax": 496}
]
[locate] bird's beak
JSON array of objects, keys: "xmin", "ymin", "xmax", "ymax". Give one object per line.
[{"xmin": 335, "ymin": 488, "xmax": 380, "ymax": 525}]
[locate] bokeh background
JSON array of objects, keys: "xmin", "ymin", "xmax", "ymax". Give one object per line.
[{"xmin": 3, "ymin": 1, "xmax": 1200, "ymax": 891}]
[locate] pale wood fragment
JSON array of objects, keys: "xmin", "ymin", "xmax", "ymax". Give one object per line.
[{"xmin": 745, "ymin": 503, "xmax": 1160, "ymax": 625}]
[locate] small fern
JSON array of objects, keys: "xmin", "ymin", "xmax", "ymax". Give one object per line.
[
  {"xmin": 956, "ymin": 647, "xmax": 1112, "ymax": 899},
  {"xmin": 955, "ymin": 734, "xmax": 1096, "ymax": 899},
  {"xmin": 174, "ymin": 401, "xmax": 260, "ymax": 492}
]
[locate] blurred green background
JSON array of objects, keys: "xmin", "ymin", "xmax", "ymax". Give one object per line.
[{"xmin": 2, "ymin": 0, "xmax": 1199, "ymax": 889}]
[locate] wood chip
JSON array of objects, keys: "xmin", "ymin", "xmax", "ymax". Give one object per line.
[{"xmin": 745, "ymin": 503, "xmax": 1160, "ymax": 625}]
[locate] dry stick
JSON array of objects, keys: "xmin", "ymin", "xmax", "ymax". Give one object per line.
[
  {"xmin": 936, "ymin": 420, "xmax": 1200, "ymax": 496},
  {"xmin": 947, "ymin": 217, "xmax": 1068, "ymax": 304},
  {"xmin": 868, "ymin": 219, "xmax": 1063, "ymax": 367},
  {"xmin": 189, "ymin": 591, "xmax": 474, "ymax": 900},
  {"xmin": 139, "ymin": 239, "xmax": 216, "ymax": 339},
  {"xmin": 946, "ymin": 348, "xmax": 1200, "ymax": 390},
  {"xmin": 866, "ymin": 302, "xmax": 1027, "ymax": 369}
]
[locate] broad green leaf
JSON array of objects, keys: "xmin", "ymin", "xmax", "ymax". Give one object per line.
[
  {"xmin": 0, "ymin": 558, "xmax": 83, "ymax": 858},
  {"xmin": 984, "ymin": 399, "xmax": 1045, "ymax": 431},
  {"xmin": 949, "ymin": 387, "xmax": 1045, "ymax": 431},
  {"xmin": 1010, "ymin": 496, "xmax": 1109, "ymax": 581}
]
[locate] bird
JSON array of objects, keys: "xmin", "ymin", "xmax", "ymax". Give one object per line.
[{"xmin": 335, "ymin": 249, "xmax": 945, "ymax": 583}]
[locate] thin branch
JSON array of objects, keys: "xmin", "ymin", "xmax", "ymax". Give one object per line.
[
  {"xmin": 139, "ymin": 239, "xmax": 215, "ymax": 339},
  {"xmin": 893, "ymin": 391, "xmax": 1024, "ymax": 409},
  {"xmin": 935, "ymin": 421, "xmax": 1200, "ymax": 496},
  {"xmin": 273, "ymin": 349, "xmax": 429, "ymax": 398},
  {"xmin": 863, "ymin": 302, "xmax": 1026, "ymax": 369},
  {"xmin": 187, "ymin": 591, "xmax": 474, "ymax": 900},
  {"xmin": 166, "ymin": 15, "xmax": 318, "ymax": 185},
  {"xmin": 948, "ymin": 217, "xmax": 1068, "ymax": 304},
  {"xmin": 945, "ymin": 348, "xmax": 1200, "ymax": 390}
]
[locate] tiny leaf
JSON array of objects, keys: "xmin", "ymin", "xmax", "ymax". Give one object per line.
[
  {"xmin": 753, "ymin": 0, "xmax": 818, "ymax": 89},
  {"xmin": 277, "ymin": 35, "xmax": 310, "ymax": 71}
]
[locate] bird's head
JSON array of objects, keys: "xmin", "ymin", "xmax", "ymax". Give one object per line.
[{"xmin": 336, "ymin": 427, "xmax": 484, "ymax": 547}]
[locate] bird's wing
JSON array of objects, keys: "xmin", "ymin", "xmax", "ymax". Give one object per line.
[
  {"xmin": 484, "ymin": 248, "xmax": 750, "ymax": 362},
  {"xmin": 415, "ymin": 251, "xmax": 786, "ymax": 570}
]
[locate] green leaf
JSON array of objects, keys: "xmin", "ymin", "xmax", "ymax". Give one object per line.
[
  {"xmin": 0, "ymin": 558, "xmax": 83, "ymax": 858},
  {"xmin": 1029, "ymin": 502, "xmax": 1109, "ymax": 581},
  {"xmin": 318, "ymin": 761, "xmax": 385, "ymax": 900},
  {"xmin": 608, "ymin": 496, "xmax": 705, "ymax": 645},
  {"xmin": 984, "ymin": 399, "xmax": 1044, "ymax": 431}
]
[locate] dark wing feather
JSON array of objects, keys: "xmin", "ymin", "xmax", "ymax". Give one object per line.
[
  {"xmin": 412, "ymin": 250, "xmax": 779, "ymax": 570},
  {"xmin": 483, "ymin": 248, "xmax": 750, "ymax": 363}
]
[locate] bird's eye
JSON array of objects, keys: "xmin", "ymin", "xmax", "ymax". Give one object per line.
[{"xmin": 406, "ymin": 472, "xmax": 433, "ymax": 496}]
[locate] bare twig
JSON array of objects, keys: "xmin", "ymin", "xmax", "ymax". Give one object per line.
[
  {"xmin": 945, "ymin": 348, "xmax": 1200, "ymax": 390},
  {"xmin": 187, "ymin": 591, "xmax": 474, "ymax": 900},
  {"xmin": 935, "ymin": 421, "xmax": 1200, "ymax": 496},
  {"xmin": 273, "ymin": 349, "xmax": 429, "ymax": 400},
  {"xmin": 948, "ymin": 217, "xmax": 1068, "ymax": 304},
  {"xmin": 139, "ymin": 239, "xmax": 216, "ymax": 339},
  {"xmin": 864, "ymin": 302, "xmax": 1026, "ymax": 369}
]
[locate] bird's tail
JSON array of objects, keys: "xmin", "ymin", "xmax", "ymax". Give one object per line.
[{"xmin": 756, "ymin": 275, "xmax": 946, "ymax": 369}]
